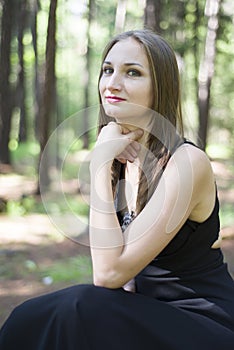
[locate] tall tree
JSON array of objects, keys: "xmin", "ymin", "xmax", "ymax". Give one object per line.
[
  {"xmin": 30, "ymin": 0, "xmax": 40, "ymax": 140},
  {"xmin": 144, "ymin": 0, "xmax": 162, "ymax": 33},
  {"xmin": 197, "ymin": 0, "xmax": 221, "ymax": 149},
  {"xmin": 115, "ymin": 0, "xmax": 126, "ymax": 34},
  {"xmin": 17, "ymin": 0, "xmax": 28, "ymax": 142},
  {"xmin": 38, "ymin": 0, "xmax": 58, "ymax": 189},
  {"xmin": 0, "ymin": 0, "xmax": 14, "ymax": 165},
  {"xmin": 82, "ymin": 0, "xmax": 95, "ymax": 149}
]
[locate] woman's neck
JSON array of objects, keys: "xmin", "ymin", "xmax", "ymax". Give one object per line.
[{"xmin": 115, "ymin": 111, "xmax": 155, "ymax": 149}]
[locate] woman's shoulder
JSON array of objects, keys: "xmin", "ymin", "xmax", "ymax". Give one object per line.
[
  {"xmin": 172, "ymin": 141, "xmax": 215, "ymax": 194},
  {"xmin": 173, "ymin": 141, "xmax": 213, "ymax": 175},
  {"xmin": 172, "ymin": 141, "xmax": 216, "ymax": 223}
]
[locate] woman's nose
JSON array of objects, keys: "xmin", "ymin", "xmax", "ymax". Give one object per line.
[{"xmin": 106, "ymin": 73, "xmax": 122, "ymax": 91}]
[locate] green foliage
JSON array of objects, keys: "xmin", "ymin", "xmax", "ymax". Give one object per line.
[
  {"xmin": 5, "ymin": 193, "xmax": 89, "ymax": 218},
  {"xmin": 220, "ymin": 203, "xmax": 234, "ymax": 228},
  {"xmin": 0, "ymin": 251, "xmax": 92, "ymax": 285},
  {"xmin": 10, "ymin": 141, "xmax": 40, "ymax": 175},
  {"xmin": 41, "ymin": 255, "xmax": 92, "ymax": 284},
  {"xmin": 1, "ymin": 0, "xmax": 234, "ymax": 225},
  {"xmin": 6, "ymin": 196, "xmax": 45, "ymax": 216},
  {"xmin": 2, "ymin": 0, "xmax": 233, "ymax": 164},
  {"xmin": 0, "ymin": 2, "xmax": 234, "ymax": 302},
  {"xmin": 41, "ymin": 193, "xmax": 89, "ymax": 218}
]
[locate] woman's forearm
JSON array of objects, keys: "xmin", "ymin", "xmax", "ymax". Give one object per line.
[
  {"xmin": 89, "ymin": 155, "xmax": 125, "ymax": 287},
  {"xmin": 88, "ymin": 124, "xmax": 143, "ymax": 288}
]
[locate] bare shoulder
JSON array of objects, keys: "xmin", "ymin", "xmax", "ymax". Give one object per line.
[
  {"xmin": 173, "ymin": 142, "xmax": 213, "ymax": 174},
  {"xmin": 172, "ymin": 143, "xmax": 216, "ymax": 222}
]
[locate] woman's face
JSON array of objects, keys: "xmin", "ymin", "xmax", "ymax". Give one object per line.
[{"xmin": 99, "ymin": 37, "xmax": 153, "ymax": 122}]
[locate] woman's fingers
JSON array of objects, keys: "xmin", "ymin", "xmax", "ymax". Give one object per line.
[
  {"xmin": 116, "ymin": 150, "xmax": 135, "ymax": 163},
  {"xmin": 96, "ymin": 122, "xmax": 143, "ymax": 162},
  {"xmin": 106, "ymin": 122, "xmax": 143, "ymax": 143},
  {"xmin": 116, "ymin": 141, "xmax": 141, "ymax": 163},
  {"xmin": 120, "ymin": 129, "xmax": 143, "ymax": 162},
  {"xmin": 125, "ymin": 128, "xmax": 144, "ymax": 141}
]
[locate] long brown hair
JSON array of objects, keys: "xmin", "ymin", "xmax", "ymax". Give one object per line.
[{"xmin": 97, "ymin": 29, "xmax": 184, "ymax": 215}]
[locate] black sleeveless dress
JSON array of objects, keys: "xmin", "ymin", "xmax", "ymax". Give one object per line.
[{"xmin": 0, "ymin": 197, "xmax": 234, "ymax": 350}]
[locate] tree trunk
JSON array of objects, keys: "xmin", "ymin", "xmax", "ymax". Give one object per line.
[
  {"xmin": 193, "ymin": 0, "xmax": 200, "ymax": 74},
  {"xmin": 38, "ymin": 0, "xmax": 57, "ymax": 190},
  {"xmin": 32, "ymin": 0, "xmax": 41, "ymax": 141},
  {"xmin": 0, "ymin": 0, "xmax": 14, "ymax": 165},
  {"xmin": 144, "ymin": 0, "xmax": 162, "ymax": 34},
  {"xmin": 17, "ymin": 0, "xmax": 28, "ymax": 143},
  {"xmin": 82, "ymin": 0, "xmax": 95, "ymax": 149},
  {"xmin": 197, "ymin": 0, "xmax": 221, "ymax": 149},
  {"xmin": 115, "ymin": 0, "xmax": 127, "ymax": 34}
]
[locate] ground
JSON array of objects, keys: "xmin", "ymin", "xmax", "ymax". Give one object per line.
[
  {"xmin": 0, "ymin": 159, "xmax": 234, "ymax": 328},
  {"xmin": 0, "ymin": 214, "xmax": 92, "ymax": 327}
]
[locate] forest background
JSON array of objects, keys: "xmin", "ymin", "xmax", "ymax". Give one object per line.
[{"xmin": 0, "ymin": 0, "xmax": 234, "ymax": 327}]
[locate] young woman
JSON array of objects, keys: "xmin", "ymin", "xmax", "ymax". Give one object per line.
[{"xmin": 0, "ymin": 29, "xmax": 234, "ymax": 350}]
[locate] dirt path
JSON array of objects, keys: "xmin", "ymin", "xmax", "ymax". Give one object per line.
[{"xmin": 0, "ymin": 220, "xmax": 90, "ymax": 327}]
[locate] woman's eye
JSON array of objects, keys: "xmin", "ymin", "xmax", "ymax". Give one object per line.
[
  {"xmin": 103, "ymin": 67, "xmax": 113, "ymax": 75},
  {"xmin": 127, "ymin": 69, "xmax": 141, "ymax": 77}
]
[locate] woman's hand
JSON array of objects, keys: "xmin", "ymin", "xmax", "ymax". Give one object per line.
[{"xmin": 95, "ymin": 122, "xmax": 143, "ymax": 163}]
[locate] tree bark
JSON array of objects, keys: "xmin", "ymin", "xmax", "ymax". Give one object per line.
[
  {"xmin": 38, "ymin": 0, "xmax": 57, "ymax": 190},
  {"xmin": 0, "ymin": 0, "xmax": 14, "ymax": 165},
  {"xmin": 197, "ymin": 0, "xmax": 221, "ymax": 149},
  {"xmin": 31, "ymin": 0, "xmax": 40, "ymax": 140},
  {"xmin": 17, "ymin": 0, "xmax": 28, "ymax": 143},
  {"xmin": 114, "ymin": 0, "xmax": 127, "ymax": 34},
  {"xmin": 82, "ymin": 0, "xmax": 95, "ymax": 149},
  {"xmin": 144, "ymin": 0, "xmax": 162, "ymax": 34}
]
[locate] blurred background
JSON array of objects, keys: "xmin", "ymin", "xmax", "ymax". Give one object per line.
[{"xmin": 0, "ymin": 0, "xmax": 234, "ymax": 327}]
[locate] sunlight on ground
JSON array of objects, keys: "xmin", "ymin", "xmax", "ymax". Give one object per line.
[
  {"xmin": 0, "ymin": 281, "xmax": 45, "ymax": 298},
  {"xmin": 0, "ymin": 174, "xmax": 37, "ymax": 200},
  {"xmin": 0, "ymin": 214, "xmax": 62, "ymax": 245}
]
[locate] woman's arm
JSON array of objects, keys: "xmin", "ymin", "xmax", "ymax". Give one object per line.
[
  {"xmin": 89, "ymin": 123, "xmax": 139, "ymax": 286},
  {"xmin": 89, "ymin": 124, "xmax": 215, "ymax": 289}
]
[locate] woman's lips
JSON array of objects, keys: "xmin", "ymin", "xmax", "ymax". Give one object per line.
[{"xmin": 105, "ymin": 96, "xmax": 126, "ymax": 103}]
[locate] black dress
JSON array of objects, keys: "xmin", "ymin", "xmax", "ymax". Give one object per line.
[{"xmin": 0, "ymin": 197, "xmax": 234, "ymax": 350}]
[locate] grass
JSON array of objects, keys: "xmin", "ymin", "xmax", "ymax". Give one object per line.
[
  {"xmin": 10, "ymin": 141, "xmax": 40, "ymax": 176},
  {"xmin": 0, "ymin": 249, "xmax": 92, "ymax": 286},
  {"xmin": 40, "ymin": 256, "xmax": 92, "ymax": 284},
  {"xmin": 0, "ymin": 250, "xmax": 30, "ymax": 280}
]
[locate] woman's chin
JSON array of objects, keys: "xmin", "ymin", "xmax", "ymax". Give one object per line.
[
  {"xmin": 103, "ymin": 104, "xmax": 127, "ymax": 117},
  {"xmin": 104, "ymin": 109, "xmax": 131, "ymax": 122},
  {"xmin": 103, "ymin": 103, "xmax": 153, "ymax": 127}
]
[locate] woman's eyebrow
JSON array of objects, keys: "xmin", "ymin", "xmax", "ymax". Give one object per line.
[
  {"xmin": 124, "ymin": 62, "xmax": 144, "ymax": 68},
  {"xmin": 103, "ymin": 60, "xmax": 144, "ymax": 68}
]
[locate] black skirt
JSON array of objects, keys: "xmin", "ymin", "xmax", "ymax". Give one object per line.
[{"xmin": 0, "ymin": 283, "xmax": 234, "ymax": 350}]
